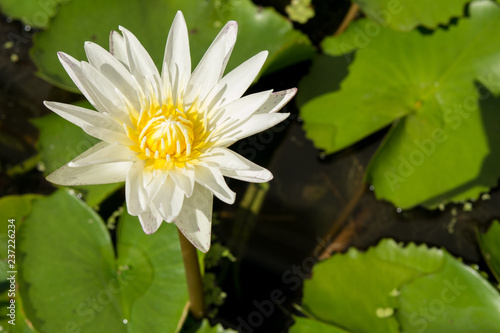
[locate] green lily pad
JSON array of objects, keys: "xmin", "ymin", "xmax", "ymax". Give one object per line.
[
  {"xmin": 31, "ymin": 102, "xmax": 123, "ymax": 207},
  {"xmin": 353, "ymin": 0, "xmax": 469, "ymax": 31},
  {"xmin": 31, "ymin": 0, "xmax": 313, "ymax": 92},
  {"xmin": 298, "ymin": 239, "xmax": 500, "ymax": 333},
  {"xmin": 18, "ymin": 190, "xmax": 188, "ymax": 333},
  {"xmin": 18, "ymin": 190, "xmax": 122, "ymax": 333},
  {"xmin": 322, "ymin": 0, "xmax": 470, "ymax": 55},
  {"xmin": 477, "ymin": 220, "xmax": 500, "ymax": 283},
  {"xmin": 301, "ymin": 240, "xmax": 443, "ymax": 332},
  {"xmin": 117, "ymin": 205, "xmax": 188, "ymax": 332},
  {"xmin": 301, "ymin": 1, "xmax": 500, "ymax": 208},
  {"xmin": 0, "ymin": 0, "xmax": 69, "ymax": 28},
  {"xmin": 397, "ymin": 253, "xmax": 500, "ymax": 332},
  {"xmin": 321, "ymin": 18, "xmax": 371, "ymax": 56}
]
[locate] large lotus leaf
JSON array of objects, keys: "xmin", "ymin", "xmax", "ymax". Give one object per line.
[
  {"xmin": 31, "ymin": 0, "xmax": 313, "ymax": 92},
  {"xmin": 477, "ymin": 220, "xmax": 500, "ymax": 283},
  {"xmin": 397, "ymin": 253, "xmax": 500, "ymax": 332},
  {"xmin": 320, "ymin": 18, "xmax": 371, "ymax": 57},
  {"xmin": 0, "ymin": 0, "xmax": 69, "ymax": 28},
  {"xmin": 18, "ymin": 190, "xmax": 188, "ymax": 333},
  {"xmin": 299, "ymin": 239, "xmax": 500, "ymax": 333},
  {"xmin": 301, "ymin": 240, "xmax": 443, "ymax": 333},
  {"xmin": 301, "ymin": 1, "xmax": 500, "ymax": 208},
  {"xmin": 116, "ymin": 206, "xmax": 188, "ymax": 333},
  {"xmin": 31, "ymin": 101, "xmax": 122, "ymax": 207},
  {"xmin": 353, "ymin": 0, "xmax": 469, "ymax": 31},
  {"xmin": 18, "ymin": 190, "xmax": 123, "ymax": 333}
]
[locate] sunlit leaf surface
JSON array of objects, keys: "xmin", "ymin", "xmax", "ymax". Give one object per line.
[
  {"xmin": 31, "ymin": 0, "xmax": 313, "ymax": 92},
  {"xmin": 354, "ymin": 0, "xmax": 469, "ymax": 31},
  {"xmin": 18, "ymin": 190, "xmax": 188, "ymax": 332},
  {"xmin": 296, "ymin": 239, "xmax": 500, "ymax": 332},
  {"xmin": 0, "ymin": 0, "xmax": 69, "ymax": 28},
  {"xmin": 302, "ymin": 1, "xmax": 500, "ymax": 208}
]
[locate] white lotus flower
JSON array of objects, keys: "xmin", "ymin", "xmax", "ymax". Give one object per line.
[{"xmin": 45, "ymin": 11, "xmax": 296, "ymax": 252}]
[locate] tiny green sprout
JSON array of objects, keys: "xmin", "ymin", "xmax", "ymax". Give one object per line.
[
  {"xmin": 481, "ymin": 193, "xmax": 491, "ymax": 201},
  {"xmin": 285, "ymin": 0, "xmax": 315, "ymax": 24},
  {"xmin": 389, "ymin": 289, "xmax": 400, "ymax": 297},
  {"xmin": 3, "ymin": 41, "xmax": 14, "ymax": 49},
  {"xmin": 375, "ymin": 307, "xmax": 394, "ymax": 318}
]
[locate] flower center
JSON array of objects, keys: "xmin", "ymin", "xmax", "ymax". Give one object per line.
[
  {"xmin": 126, "ymin": 102, "xmax": 207, "ymax": 170},
  {"xmin": 139, "ymin": 113, "xmax": 194, "ymax": 161}
]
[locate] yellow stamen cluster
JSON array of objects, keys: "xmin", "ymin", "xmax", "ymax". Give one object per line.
[{"xmin": 126, "ymin": 102, "xmax": 208, "ymax": 170}]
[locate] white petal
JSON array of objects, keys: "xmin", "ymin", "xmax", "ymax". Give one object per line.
[
  {"xmin": 163, "ymin": 11, "xmax": 191, "ymax": 102},
  {"xmin": 207, "ymin": 90, "xmax": 272, "ymax": 134},
  {"xmin": 216, "ymin": 22, "xmax": 238, "ymax": 80},
  {"xmin": 84, "ymin": 42, "xmax": 141, "ymax": 112},
  {"xmin": 43, "ymin": 101, "xmax": 132, "ymax": 146},
  {"xmin": 80, "ymin": 62, "xmax": 134, "ymax": 126},
  {"xmin": 171, "ymin": 165, "xmax": 195, "ymax": 197},
  {"xmin": 255, "ymin": 88, "xmax": 297, "ymax": 114},
  {"xmin": 203, "ymin": 51, "xmax": 268, "ymax": 112},
  {"xmin": 175, "ymin": 183, "xmax": 213, "ymax": 253},
  {"xmin": 201, "ymin": 148, "xmax": 273, "ymax": 182},
  {"xmin": 149, "ymin": 202, "xmax": 162, "ymax": 221},
  {"xmin": 151, "ymin": 177, "xmax": 185, "ymax": 222},
  {"xmin": 221, "ymin": 168, "xmax": 273, "ymax": 183},
  {"xmin": 219, "ymin": 113, "xmax": 290, "ymax": 146},
  {"xmin": 143, "ymin": 170, "xmax": 164, "ymax": 198},
  {"xmin": 119, "ymin": 26, "xmax": 161, "ymax": 101},
  {"xmin": 66, "ymin": 141, "xmax": 108, "ymax": 163},
  {"xmin": 109, "ymin": 31, "xmax": 128, "ymax": 68},
  {"xmin": 200, "ymin": 147, "xmax": 262, "ymax": 171},
  {"xmin": 194, "ymin": 164, "xmax": 235, "ymax": 204},
  {"xmin": 138, "ymin": 209, "xmax": 163, "ymax": 234},
  {"xmin": 126, "ymin": 160, "xmax": 148, "ymax": 215},
  {"xmin": 46, "ymin": 161, "xmax": 132, "ymax": 186},
  {"xmin": 69, "ymin": 141, "xmax": 137, "ymax": 166},
  {"xmin": 57, "ymin": 52, "xmax": 106, "ymax": 112},
  {"xmin": 184, "ymin": 21, "xmax": 237, "ymax": 105}
]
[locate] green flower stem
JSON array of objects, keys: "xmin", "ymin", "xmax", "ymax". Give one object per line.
[
  {"xmin": 333, "ymin": 2, "xmax": 359, "ymax": 36},
  {"xmin": 178, "ymin": 229, "xmax": 206, "ymax": 319}
]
